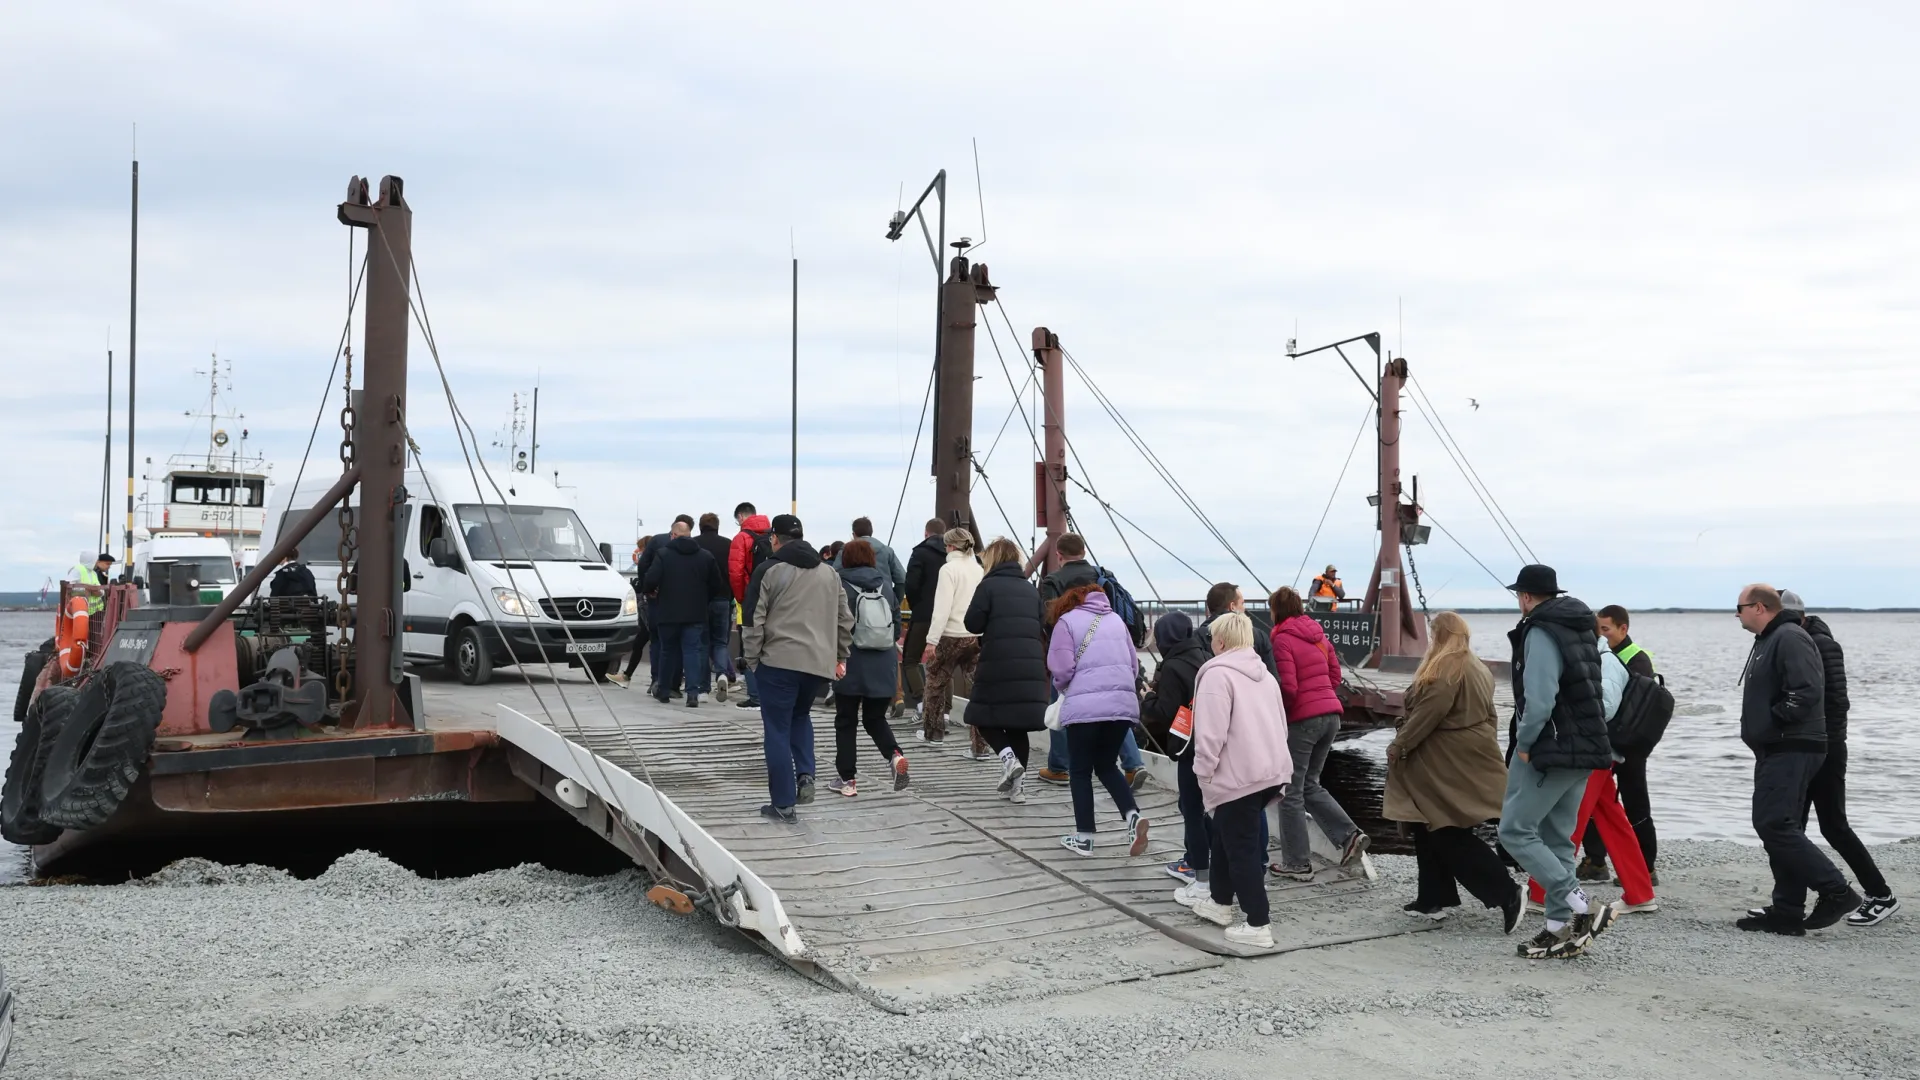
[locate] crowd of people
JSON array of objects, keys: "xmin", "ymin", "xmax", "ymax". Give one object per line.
[{"xmin": 612, "ymin": 505, "xmax": 1901, "ymax": 957}]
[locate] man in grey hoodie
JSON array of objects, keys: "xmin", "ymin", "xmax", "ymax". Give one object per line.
[{"xmin": 744, "ymin": 514, "xmax": 854, "ymax": 823}]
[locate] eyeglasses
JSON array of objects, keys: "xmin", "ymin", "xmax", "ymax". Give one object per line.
[{"xmin": 1734, "ymin": 601, "xmax": 1762, "ymax": 613}]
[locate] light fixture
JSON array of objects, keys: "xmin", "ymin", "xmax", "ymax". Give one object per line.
[{"xmin": 1366, "ymin": 494, "xmax": 1380, "ymax": 507}]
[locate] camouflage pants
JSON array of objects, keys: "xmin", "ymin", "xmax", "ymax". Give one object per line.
[{"xmin": 921, "ymin": 636, "xmax": 980, "ymax": 742}]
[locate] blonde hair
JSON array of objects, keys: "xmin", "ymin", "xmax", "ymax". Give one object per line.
[
  {"xmin": 1209, "ymin": 610, "xmax": 1255, "ymax": 651},
  {"xmin": 942, "ymin": 527, "xmax": 977, "ymax": 553},
  {"xmin": 980, "ymin": 537, "xmax": 1024, "ymax": 572},
  {"xmin": 1412, "ymin": 611, "xmax": 1491, "ymax": 691}
]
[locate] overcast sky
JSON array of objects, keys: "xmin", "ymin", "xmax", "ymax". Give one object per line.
[{"xmin": 3, "ymin": 3, "xmax": 1916, "ymax": 609}]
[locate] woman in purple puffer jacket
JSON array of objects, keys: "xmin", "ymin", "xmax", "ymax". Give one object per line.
[{"xmin": 1049, "ymin": 584, "xmax": 1149, "ymax": 858}]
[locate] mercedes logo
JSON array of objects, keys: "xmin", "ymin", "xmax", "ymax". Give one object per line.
[{"xmin": 575, "ymin": 598, "xmax": 594, "ymax": 618}]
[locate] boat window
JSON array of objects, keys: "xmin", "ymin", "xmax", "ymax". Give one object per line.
[
  {"xmin": 171, "ymin": 478, "xmax": 202, "ymax": 504},
  {"xmin": 152, "ymin": 556, "xmax": 238, "ymax": 584},
  {"xmin": 454, "ymin": 504, "xmax": 600, "ymax": 562},
  {"xmin": 242, "ymin": 480, "xmax": 266, "ymax": 507}
]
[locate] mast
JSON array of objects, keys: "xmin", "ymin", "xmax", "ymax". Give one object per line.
[
  {"xmin": 790, "ymin": 255, "xmax": 798, "ymax": 514},
  {"xmin": 100, "ymin": 350, "xmax": 113, "ymax": 553},
  {"xmin": 1031, "ymin": 328, "xmax": 1068, "ymax": 574},
  {"xmin": 337, "ymin": 175, "xmax": 412, "ymax": 730},
  {"xmin": 931, "ymin": 241, "xmax": 995, "ymax": 540},
  {"xmin": 123, "ymin": 158, "xmax": 138, "ymax": 572},
  {"xmin": 529, "ymin": 381, "xmax": 539, "ymax": 473}
]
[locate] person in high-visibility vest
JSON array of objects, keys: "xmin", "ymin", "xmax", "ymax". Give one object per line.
[
  {"xmin": 69, "ymin": 552, "xmax": 115, "ymax": 616},
  {"xmin": 1581, "ymin": 604, "xmax": 1658, "ymax": 885},
  {"xmin": 1308, "ymin": 565, "xmax": 1344, "ymax": 611}
]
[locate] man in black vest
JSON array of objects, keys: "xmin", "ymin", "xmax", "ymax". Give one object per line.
[
  {"xmin": 1498, "ymin": 564, "xmax": 1620, "ymax": 959},
  {"xmin": 1734, "ymin": 584, "xmax": 1860, "ymax": 935}
]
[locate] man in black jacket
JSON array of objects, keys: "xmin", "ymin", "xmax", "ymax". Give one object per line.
[
  {"xmin": 900, "ymin": 518, "xmax": 948, "ymax": 714},
  {"xmin": 695, "ymin": 513, "xmax": 739, "ymax": 701},
  {"xmin": 268, "ymin": 549, "xmax": 318, "ymax": 598},
  {"xmin": 1498, "ymin": 564, "xmax": 1619, "ymax": 959},
  {"xmin": 643, "ymin": 520, "xmax": 727, "ymax": 708},
  {"xmin": 1771, "ymin": 591, "xmax": 1894, "ymax": 926},
  {"xmin": 636, "ymin": 514, "xmax": 695, "ymax": 695},
  {"xmin": 1735, "ymin": 584, "xmax": 1859, "ymax": 935},
  {"xmin": 1196, "ymin": 582, "xmax": 1278, "ymax": 680},
  {"xmin": 1037, "ymin": 533, "xmax": 1100, "ymax": 607}
]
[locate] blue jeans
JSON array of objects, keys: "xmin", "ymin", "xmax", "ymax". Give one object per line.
[
  {"xmin": 707, "ymin": 600, "xmax": 735, "ymax": 682},
  {"xmin": 1050, "ymin": 727, "xmax": 1142, "ymax": 773},
  {"xmin": 1177, "ymin": 750, "xmax": 1267, "ymax": 874},
  {"xmin": 655, "ymin": 622, "xmax": 710, "ymax": 696},
  {"xmin": 756, "ymin": 665, "xmax": 823, "ymax": 808}
]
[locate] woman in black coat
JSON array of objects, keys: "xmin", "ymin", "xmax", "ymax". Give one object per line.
[
  {"xmin": 826, "ymin": 540, "xmax": 908, "ymax": 797},
  {"xmin": 963, "ymin": 538, "xmax": 1049, "ymax": 803}
]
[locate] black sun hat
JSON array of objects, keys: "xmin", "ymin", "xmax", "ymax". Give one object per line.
[{"xmin": 1506, "ymin": 564, "xmax": 1563, "ymax": 596}]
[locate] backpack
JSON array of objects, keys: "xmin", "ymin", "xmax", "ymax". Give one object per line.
[
  {"xmin": 1608, "ymin": 672, "xmax": 1675, "ymax": 755},
  {"xmin": 851, "ymin": 586, "xmax": 894, "ymax": 651},
  {"xmin": 1094, "ymin": 566, "xmax": 1147, "ymax": 648},
  {"xmin": 748, "ymin": 531, "xmax": 774, "ymax": 579}
]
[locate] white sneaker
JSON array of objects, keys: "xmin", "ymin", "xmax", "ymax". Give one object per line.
[
  {"xmin": 1173, "ymin": 881, "xmax": 1210, "ymax": 908},
  {"xmin": 1224, "ymin": 922, "xmax": 1276, "ymax": 950},
  {"xmin": 605, "ymin": 673, "xmax": 630, "ymax": 687},
  {"xmin": 1611, "ymin": 898, "xmax": 1660, "ymax": 915},
  {"xmin": 1191, "ymin": 898, "xmax": 1237, "ymax": 927},
  {"xmin": 997, "ymin": 756, "xmax": 1025, "ymax": 794},
  {"xmin": 1008, "ymin": 780, "xmax": 1026, "ymax": 804}
]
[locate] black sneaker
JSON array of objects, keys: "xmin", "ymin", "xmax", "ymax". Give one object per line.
[
  {"xmin": 1848, "ymin": 896, "xmax": 1900, "ymax": 927},
  {"xmin": 1403, "ymin": 901, "xmax": 1451, "ymax": 922},
  {"xmin": 1806, "ymin": 886, "xmax": 1864, "ymax": 930},
  {"xmin": 1568, "ymin": 904, "xmax": 1618, "ymax": 951},
  {"xmin": 1517, "ymin": 926, "xmax": 1572, "ymax": 959},
  {"xmin": 796, "ymin": 774, "xmax": 815, "ymax": 805},
  {"xmin": 1501, "ymin": 889, "xmax": 1526, "ymax": 936},
  {"xmin": 1736, "ymin": 910, "xmax": 1806, "ymax": 936},
  {"xmin": 1576, "ymin": 857, "xmax": 1609, "ymax": 882},
  {"xmin": 759, "ymin": 804, "xmax": 797, "ymax": 824},
  {"xmin": 735, "ymin": 697, "xmax": 761, "ymax": 710},
  {"xmin": 685, "ymin": 694, "xmax": 699, "ymax": 708}
]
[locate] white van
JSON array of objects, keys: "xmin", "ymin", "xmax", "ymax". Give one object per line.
[
  {"xmin": 260, "ymin": 467, "xmax": 640, "ymax": 685},
  {"xmin": 133, "ymin": 534, "xmax": 242, "ymax": 605}
]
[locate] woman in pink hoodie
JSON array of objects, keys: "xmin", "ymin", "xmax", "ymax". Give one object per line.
[
  {"xmin": 1268, "ymin": 586, "xmax": 1369, "ymax": 880},
  {"xmin": 1188, "ymin": 611, "xmax": 1294, "ymax": 949}
]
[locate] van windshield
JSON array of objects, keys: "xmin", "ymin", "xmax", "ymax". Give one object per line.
[
  {"xmin": 152, "ymin": 556, "xmax": 238, "ymax": 584},
  {"xmin": 454, "ymin": 504, "xmax": 600, "ymax": 562}
]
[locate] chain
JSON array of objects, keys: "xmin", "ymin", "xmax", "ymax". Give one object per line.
[
  {"xmin": 1404, "ymin": 543, "xmax": 1430, "ymax": 618},
  {"xmin": 335, "ymin": 345, "xmax": 357, "ymax": 705}
]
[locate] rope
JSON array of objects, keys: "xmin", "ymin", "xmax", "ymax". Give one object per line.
[
  {"xmin": 884, "ymin": 362, "xmax": 935, "ymax": 550},
  {"xmin": 285, "ymin": 247, "xmax": 367, "ymax": 507},
  {"xmin": 1418, "ymin": 505, "xmax": 1509, "ymax": 591},
  {"xmin": 1064, "ymin": 474, "xmax": 1211, "ymax": 585},
  {"xmin": 969, "ymin": 455, "xmax": 1023, "ymax": 546},
  {"xmin": 1405, "ymin": 374, "xmax": 1536, "ymax": 564},
  {"xmin": 1291, "ymin": 404, "xmax": 1373, "ymax": 590}
]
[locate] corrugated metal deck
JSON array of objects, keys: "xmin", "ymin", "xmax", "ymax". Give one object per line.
[{"xmin": 428, "ymin": 674, "xmax": 1435, "ymax": 1006}]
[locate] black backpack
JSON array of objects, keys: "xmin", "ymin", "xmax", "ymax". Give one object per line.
[
  {"xmin": 748, "ymin": 531, "xmax": 774, "ymax": 579},
  {"xmin": 1609, "ymin": 672, "xmax": 1675, "ymax": 754},
  {"xmin": 1094, "ymin": 565, "xmax": 1148, "ymax": 649}
]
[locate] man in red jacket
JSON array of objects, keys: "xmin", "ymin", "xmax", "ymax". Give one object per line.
[{"xmin": 729, "ymin": 502, "xmax": 772, "ymax": 708}]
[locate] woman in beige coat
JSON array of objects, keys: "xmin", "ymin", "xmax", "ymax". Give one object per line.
[{"xmin": 1384, "ymin": 611, "xmax": 1522, "ymax": 930}]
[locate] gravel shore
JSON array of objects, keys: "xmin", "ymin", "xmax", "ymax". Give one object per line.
[{"xmin": 2, "ymin": 838, "xmax": 1915, "ymax": 1080}]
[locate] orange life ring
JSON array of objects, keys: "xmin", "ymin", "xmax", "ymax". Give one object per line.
[{"xmin": 56, "ymin": 594, "xmax": 89, "ymax": 677}]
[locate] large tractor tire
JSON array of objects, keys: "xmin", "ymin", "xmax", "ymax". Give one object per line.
[
  {"xmin": 1, "ymin": 684, "xmax": 78, "ymax": 845},
  {"xmin": 37, "ymin": 662, "xmax": 167, "ymax": 832},
  {"xmin": 12, "ymin": 638, "xmax": 53, "ymax": 728}
]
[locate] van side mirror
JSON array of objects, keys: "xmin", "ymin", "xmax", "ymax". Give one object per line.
[
  {"xmin": 428, "ymin": 537, "xmax": 463, "ymax": 572},
  {"xmin": 598, "ymin": 542, "xmax": 614, "ymax": 565}
]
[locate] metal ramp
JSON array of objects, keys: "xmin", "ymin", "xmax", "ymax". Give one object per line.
[{"xmin": 440, "ymin": 680, "xmax": 1433, "ymax": 1007}]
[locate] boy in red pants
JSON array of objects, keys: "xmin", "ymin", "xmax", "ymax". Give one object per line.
[{"xmin": 1528, "ymin": 768, "xmax": 1658, "ymax": 914}]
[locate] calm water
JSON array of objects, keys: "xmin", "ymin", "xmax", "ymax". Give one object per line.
[{"xmin": 4, "ymin": 610, "xmax": 1917, "ymax": 882}]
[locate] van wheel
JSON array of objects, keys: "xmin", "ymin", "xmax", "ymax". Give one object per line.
[
  {"xmin": 584, "ymin": 660, "xmax": 612, "ymax": 683},
  {"xmin": 452, "ymin": 625, "xmax": 494, "ymax": 686}
]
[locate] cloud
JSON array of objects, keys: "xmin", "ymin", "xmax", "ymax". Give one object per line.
[{"xmin": 2, "ymin": 2, "xmax": 1917, "ymax": 608}]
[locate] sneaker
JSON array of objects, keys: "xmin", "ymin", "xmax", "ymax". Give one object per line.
[
  {"xmin": 1737, "ymin": 909, "xmax": 1806, "ymax": 936},
  {"xmin": 715, "ymin": 679, "xmax": 729, "ymax": 703},
  {"xmin": 1191, "ymin": 898, "xmax": 1237, "ymax": 927},
  {"xmin": 606, "ymin": 673, "xmax": 630, "ymax": 687},
  {"xmin": 889, "ymin": 699, "xmax": 905, "ymax": 720},
  {"xmin": 1173, "ymin": 880, "xmax": 1210, "ymax": 908},
  {"xmin": 1125, "ymin": 768, "xmax": 1149, "ymax": 792},
  {"xmin": 997, "ymin": 756, "xmax": 1026, "ymax": 794},
  {"xmin": 1126, "ymin": 812, "xmax": 1150, "ymax": 858},
  {"xmin": 891, "ymin": 753, "xmax": 910, "ymax": 792},
  {"xmin": 1403, "ymin": 901, "xmax": 1450, "ymax": 921},
  {"xmin": 1524, "ymin": 898, "xmax": 1546, "ymax": 915},
  {"xmin": 1612, "ymin": 870, "xmax": 1661, "ymax": 888},
  {"xmin": 1339, "ymin": 830, "xmax": 1371, "ymax": 867},
  {"xmin": 1848, "ymin": 896, "xmax": 1901, "ymax": 927},
  {"xmin": 1501, "ymin": 890, "xmax": 1525, "ymax": 935},
  {"xmin": 1569, "ymin": 903, "xmax": 1618, "ymax": 949},
  {"xmin": 796, "ymin": 775, "xmax": 815, "ymax": 805},
  {"xmin": 1611, "ymin": 898, "xmax": 1660, "ymax": 915},
  {"xmin": 1517, "ymin": 926, "xmax": 1577, "ymax": 959},
  {"xmin": 914, "ymin": 731, "xmax": 945, "ymax": 745},
  {"xmin": 1806, "ymin": 886, "xmax": 1864, "ymax": 930},
  {"xmin": 653, "ymin": 691, "xmax": 671, "ymax": 704},
  {"xmin": 1008, "ymin": 780, "xmax": 1026, "ymax": 804},
  {"xmin": 1165, "ymin": 860, "xmax": 1198, "ymax": 885},
  {"xmin": 825, "ymin": 777, "xmax": 857, "ymax": 798},
  {"xmin": 685, "ymin": 694, "xmax": 699, "ymax": 708},
  {"xmin": 1270, "ymin": 863, "xmax": 1315, "ymax": 883},
  {"xmin": 669, "ymin": 689, "xmax": 683, "ymax": 700},
  {"xmin": 735, "ymin": 697, "xmax": 761, "ymax": 710},
  {"xmin": 759, "ymin": 804, "xmax": 797, "ymax": 824},
  {"xmin": 1036, "ymin": 768, "xmax": 1070, "ymax": 786},
  {"xmin": 1224, "ymin": 922, "xmax": 1276, "ymax": 950},
  {"xmin": 1060, "ymin": 834, "xmax": 1094, "ymax": 857},
  {"xmin": 1576, "ymin": 857, "xmax": 1609, "ymax": 882}
]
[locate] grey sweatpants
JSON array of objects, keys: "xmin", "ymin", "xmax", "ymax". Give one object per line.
[{"xmin": 1498, "ymin": 763, "xmax": 1589, "ymax": 923}]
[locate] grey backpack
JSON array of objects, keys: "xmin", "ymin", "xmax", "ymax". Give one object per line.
[{"xmin": 851, "ymin": 587, "xmax": 894, "ymax": 650}]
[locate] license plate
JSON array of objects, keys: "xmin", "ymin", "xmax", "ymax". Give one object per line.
[{"xmin": 564, "ymin": 642, "xmax": 607, "ymax": 655}]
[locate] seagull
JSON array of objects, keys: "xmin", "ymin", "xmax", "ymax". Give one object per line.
[{"xmin": 1469, "ymin": 398, "xmax": 1480, "ymax": 411}]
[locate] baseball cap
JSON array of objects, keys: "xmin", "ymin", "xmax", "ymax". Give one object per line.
[
  {"xmin": 1779, "ymin": 589, "xmax": 1805, "ymax": 614},
  {"xmin": 769, "ymin": 514, "xmax": 803, "ymax": 539}
]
